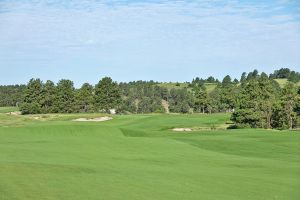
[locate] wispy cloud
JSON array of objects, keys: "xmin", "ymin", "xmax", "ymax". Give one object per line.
[{"xmin": 0, "ymin": 0, "xmax": 299, "ymax": 85}]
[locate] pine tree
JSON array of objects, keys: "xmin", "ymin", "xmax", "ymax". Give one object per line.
[
  {"xmin": 75, "ymin": 83, "xmax": 94, "ymax": 112},
  {"xmin": 193, "ymin": 86, "xmax": 208, "ymax": 113},
  {"xmin": 21, "ymin": 78, "xmax": 43, "ymax": 114},
  {"xmin": 280, "ymin": 82, "xmax": 298, "ymax": 129},
  {"xmin": 23, "ymin": 78, "xmax": 43, "ymax": 104},
  {"xmin": 222, "ymin": 75, "xmax": 232, "ymax": 87},
  {"xmin": 257, "ymin": 75, "xmax": 276, "ymax": 128},
  {"xmin": 240, "ymin": 72, "xmax": 247, "ymax": 83},
  {"xmin": 219, "ymin": 75, "xmax": 237, "ymax": 112},
  {"xmin": 54, "ymin": 79, "xmax": 76, "ymax": 113},
  {"xmin": 169, "ymin": 88, "xmax": 192, "ymax": 113},
  {"xmin": 94, "ymin": 77, "xmax": 121, "ymax": 113},
  {"xmin": 232, "ymin": 80, "xmax": 262, "ymax": 127},
  {"xmin": 40, "ymin": 80, "xmax": 57, "ymax": 113}
]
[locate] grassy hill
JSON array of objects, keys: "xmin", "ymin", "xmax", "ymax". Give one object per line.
[
  {"xmin": 0, "ymin": 112, "xmax": 299, "ymax": 200},
  {"xmin": 274, "ymin": 78, "xmax": 300, "ymax": 87},
  {"xmin": 157, "ymin": 82, "xmax": 217, "ymax": 93},
  {"xmin": 157, "ymin": 82, "xmax": 190, "ymax": 90},
  {"xmin": 158, "ymin": 79, "xmax": 300, "ymax": 93},
  {"xmin": 274, "ymin": 78, "xmax": 289, "ymax": 87}
]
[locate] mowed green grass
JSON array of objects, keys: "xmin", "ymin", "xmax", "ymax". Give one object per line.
[
  {"xmin": 0, "ymin": 106, "xmax": 19, "ymax": 113},
  {"xmin": 0, "ymin": 112, "xmax": 299, "ymax": 200}
]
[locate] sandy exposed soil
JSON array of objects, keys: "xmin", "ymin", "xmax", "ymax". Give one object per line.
[
  {"xmin": 161, "ymin": 100, "xmax": 169, "ymax": 113},
  {"xmin": 7, "ymin": 111, "xmax": 21, "ymax": 115},
  {"xmin": 72, "ymin": 116, "xmax": 113, "ymax": 122},
  {"xmin": 172, "ymin": 128, "xmax": 192, "ymax": 132}
]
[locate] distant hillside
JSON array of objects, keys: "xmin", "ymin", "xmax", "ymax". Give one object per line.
[
  {"xmin": 274, "ymin": 79, "xmax": 300, "ymax": 87},
  {"xmin": 157, "ymin": 82, "xmax": 217, "ymax": 93},
  {"xmin": 158, "ymin": 79, "xmax": 299, "ymax": 93}
]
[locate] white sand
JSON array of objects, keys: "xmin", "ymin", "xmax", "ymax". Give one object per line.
[
  {"xmin": 73, "ymin": 116, "xmax": 113, "ymax": 122},
  {"xmin": 172, "ymin": 128, "xmax": 192, "ymax": 132}
]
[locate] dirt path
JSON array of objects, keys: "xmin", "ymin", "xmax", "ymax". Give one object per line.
[{"xmin": 162, "ymin": 100, "xmax": 169, "ymax": 113}]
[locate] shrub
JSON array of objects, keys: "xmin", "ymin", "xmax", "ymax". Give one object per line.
[{"xmin": 20, "ymin": 102, "xmax": 41, "ymax": 115}]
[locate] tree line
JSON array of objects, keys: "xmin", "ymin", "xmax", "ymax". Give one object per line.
[
  {"xmin": 0, "ymin": 68, "xmax": 299, "ymax": 130},
  {"xmin": 269, "ymin": 68, "xmax": 300, "ymax": 83},
  {"xmin": 19, "ymin": 77, "xmax": 121, "ymax": 114},
  {"xmin": 0, "ymin": 85, "xmax": 26, "ymax": 107}
]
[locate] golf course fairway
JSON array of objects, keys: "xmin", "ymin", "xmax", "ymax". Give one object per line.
[{"xmin": 0, "ymin": 113, "xmax": 299, "ymax": 200}]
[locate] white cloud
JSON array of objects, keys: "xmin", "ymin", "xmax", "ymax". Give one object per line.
[{"xmin": 0, "ymin": 0, "xmax": 299, "ymax": 84}]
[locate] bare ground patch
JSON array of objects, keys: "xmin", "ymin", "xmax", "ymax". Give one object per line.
[
  {"xmin": 72, "ymin": 116, "xmax": 113, "ymax": 122},
  {"xmin": 172, "ymin": 128, "xmax": 193, "ymax": 132},
  {"xmin": 172, "ymin": 124, "xmax": 231, "ymax": 132},
  {"xmin": 6, "ymin": 111, "xmax": 21, "ymax": 115}
]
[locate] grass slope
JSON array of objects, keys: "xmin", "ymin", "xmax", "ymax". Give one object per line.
[
  {"xmin": 0, "ymin": 112, "xmax": 299, "ymax": 200},
  {"xmin": 158, "ymin": 82, "xmax": 217, "ymax": 93},
  {"xmin": 0, "ymin": 107, "xmax": 19, "ymax": 113},
  {"xmin": 158, "ymin": 79, "xmax": 300, "ymax": 92},
  {"xmin": 274, "ymin": 78, "xmax": 300, "ymax": 87}
]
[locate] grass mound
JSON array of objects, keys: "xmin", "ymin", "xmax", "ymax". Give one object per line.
[{"xmin": 0, "ymin": 112, "xmax": 299, "ymax": 200}]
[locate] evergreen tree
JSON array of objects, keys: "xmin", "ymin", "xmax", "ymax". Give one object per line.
[
  {"xmin": 270, "ymin": 68, "xmax": 291, "ymax": 79},
  {"xmin": 208, "ymin": 88, "xmax": 222, "ymax": 113},
  {"xmin": 75, "ymin": 83, "xmax": 94, "ymax": 112},
  {"xmin": 137, "ymin": 97, "xmax": 152, "ymax": 113},
  {"xmin": 193, "ymin": 86, "xmax": 208, "ymax": 113},
  {"xmin": 21, "ymin": 78, "xmax": 43, "ymax": 114},
  {"xmin": 233, "ymin": 76, "xmax": 279, "ymax": 128},
  {"xmin": 257, "ymin": 75, "xmax": 276, "ymax": 128},
  {"xmin": 232, "ymin": 80, "xmax": 262, "ymax": 127},
  {"xmin": 0, "ymin": 85, "xmax": 25, "ymax": 107},
  {"xmin": 219, "ymin": 75, "xmax": 237, "ymax": 112},
  {"xmin": 121, "ymin": 96, "xmax": 138, "ymax": 114},
  {"xmin": 169, "ymin": 88, "xmax": 192, "ymax": 113},
  {"xmin": 206, "ymin": 76, "xmax": 216, "ymax": 83},
  {"xmin": 240, "ymin": 72, "xmax": 247, "ymax": 83},
  {"xmin": 13, "ymin": 68, "xmax": 300, "ymax": 129},
  {"xmin": 40, "ymin": 80, "xmax": 57, "ymax": 113},
  {"xmin": 246, "ymin": 69, "xmax": 259, "ymax": 81},
  {"xmin": 54, "ymin": 79, "xmax": 76, "ymax": 113},
  {"xmin": 20, "ymin": 102, "xmax": 41, "ymax": 115},
  {"xmin": 94, "ymin": 77, "xmax": 121, "ymax": 113},
  {"xmin": 222, "ymin": 75, "xmax": 232, "ymax": 87},
  {"xmin": 23, "ymin": 78, "xmax": 43, "ymax": 104},
  {"xmin": 280, "ymin": 82, "xmax": 298, "ymax": 129},
  {"xmin": 296, "ymin": 87, "xmax": 300, "ymax": 116},
  {"xmin": 136, "ymin": 97, "xmax": 164, "ymax": 113},
  {"xmin": 233, "ymin": 78, "xmax": 239, "ymax": 84},
  {"xmin": 288, "ymin": 71, "xmax": 300, "ymax": 83}
]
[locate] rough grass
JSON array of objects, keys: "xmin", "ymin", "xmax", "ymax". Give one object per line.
[
  {"xmin": 157, "ymin": 82, "xmax": 190, "ymax": 90},
  {"xmin": 158, "ymin": 80, "xmax": 300, "ymax": 92},
  {"xmin": 0, "ymin": 107, "xmax": 19, "ymax": 113},
  {"xmin": 157, "ymin": 82, "xmax": 217, "ymax": 93},
  {"xmin": 275, "ymin": 79, "xmax": 288, "ymax": 87},
  {"xmin": 274, "ymin": 78, "xmax": 300, "ymax": 87},
  {"xmin": 0, "ymin": 112, "xmax": 299, "ymax": 200}
]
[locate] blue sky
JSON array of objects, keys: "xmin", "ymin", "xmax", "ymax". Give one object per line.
[{"xmin": 0, "ymin": 0, "xmax": 300, "ymax": 87}]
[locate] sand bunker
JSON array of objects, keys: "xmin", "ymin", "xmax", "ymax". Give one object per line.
[
  {"xmin": 73, "ymin": 116, "xmax": 113, "ymax": 122},
  {"xmin": 7, "ymin": 111, "xmax": 21, "ymax": 115},
  {"xmin": 172, "ymin": 128, "xmax": 193, "ymax": 132}
]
